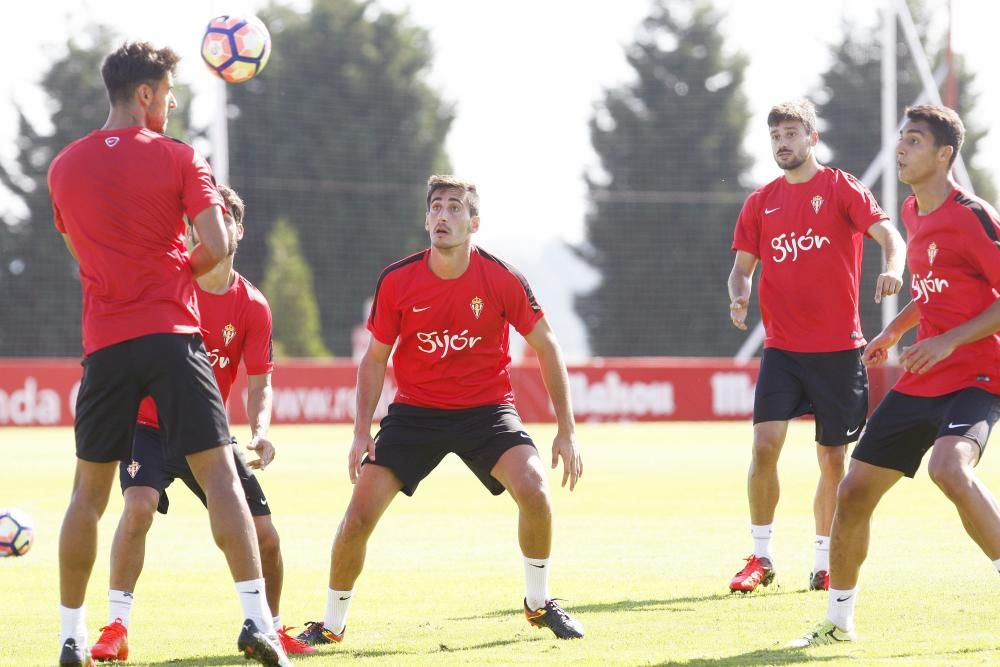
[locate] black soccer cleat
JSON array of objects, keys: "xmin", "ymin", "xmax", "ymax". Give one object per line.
[
  {"xmin": 523, "ymin": 598, "xmax": 584, "ymax": 639},
  {"xmin": 59, "ymin": 637, "xmax": 94, "ymax": 666},
  {"xmin": 294, "ymin": 620, "xmax": 345, "ymax": 646},
  {"xmin": 237, "ymin": 618, "xmax": 293, "ymax": 667}
]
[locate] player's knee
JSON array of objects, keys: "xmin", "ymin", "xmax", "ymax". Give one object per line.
[
  {"xmin": 817, "ymin": 447, "xmax": 847, "ymax": 477},
  {"xmin": 835, "ymin": 474, "xmax": 871, "ymax": 516},
  {"xmin": 338, "ymin": 507, "xmax": 378, "ymax": 542},
  {"xmin": 513, "ymin": 481, "xmax": 551, "ymax": 516},
  {"xmin": 120, "ymin": 502, "xmax": 155, "ymax": 538},
  {"xmin": 927, "ymin": 459, "xmax": 972, "ymax": 498},
  {"xmin": 256, "ymin": 523, "xmax": 281, "ymax": 561},
  {"xmin": 751, "ymin": 438, "xmax": 782, "ymax": 467}
]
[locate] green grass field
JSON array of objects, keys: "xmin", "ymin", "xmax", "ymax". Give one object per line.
[{"xmin": 2, "ymin": 422, "xmax": 999, "ymax": 666}]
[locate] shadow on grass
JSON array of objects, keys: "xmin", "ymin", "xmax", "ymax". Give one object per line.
[
  {"xmin": 654, "ymin": 647, "xmax": 842, "ymax": 666},
  {"xmin": 450, "ymin": 590, "xmax": 804, "ymax": 620}
]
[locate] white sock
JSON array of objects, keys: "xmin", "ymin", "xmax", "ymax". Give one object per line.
[
  {"xmin": 993, "ymin": 557, "xmax": 1000, "ymax": 572},
  {"xmin": 324, "ymin": 589, "xmax": 353, "ymax": 635},
  {"xmin": 814, "ymin": 535, "xmax": 831, "ymax": 573},
  {"xmin": 524, "ymin": 557, "xmax": 550, "ymax": 611},
  {"xmin": 235, "ymin": 579, "xmax": 274, "ymax": 634},
  {"xmin": 59, "ymin": 604, "xmax": 87, "ymax": 646},
  {"xmin": 108, "ymin": 590, "xmax": 134, "ymax": 628},
  {"xmin": 273, "ymin": 615, "xmax": 281, "ymax": 629},
  {"xmin": 827, "ymin": 587, "xmax": 858, "ymax": 631},
  {"xmin": 750, "ymin": 524, "xmax": 773, "ymax": 560}
]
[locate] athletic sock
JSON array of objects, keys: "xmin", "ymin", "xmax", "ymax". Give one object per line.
[
  {"xmin": 814, "ymin": 535, "xmax": 831, "ymax": 573},
  {"xmin": 235, "ymin": 579, "xmax": 274, "ymax": 634},
  {"xmin": 750, "ymin": 524, "xmax": 773, "ymax": 561},
  {"xmin": 108, "ymin": 590, "xmax": 134, "ymax": 628},
  {"xmin": 524, "ymin": 556, "xmax": 551, "ymax": 611},
  {"xmin": 59, "ymin": 604, "xmax": 87, "ymax": 646},
  {"xmin": 993, "ymin": 557, "xmax": 1000, "ymax": 573},
  {"xmin": 324, "ymin": 589, "xmax": 353, "ymax": 635},
  {"xmin": 827, "ymin": 587, "xmax": 858, "ymax": 631}
]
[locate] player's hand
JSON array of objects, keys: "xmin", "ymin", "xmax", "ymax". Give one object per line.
[
  {"xmin": 874, "ymin": 270, "xmax": 903, "ymax": 304},
  {"xmin": 551, "ymin": 431, "xmax": 582, "ymax": 491},
  {"xmin": 349, "ymin": 432, "xmax": 376, "ymax": 484},
  {"xmin": 900, "ymin": 334, "xmax": 957, "ymax": 375},
  {"xmin": 862, "ymin": 329, "xmax": 899, "ymax": 368},
  {"xmin": 246, "ymin": 435, "xmax": 275, "ymax": 470},
  {"xmin": 729, "ymin": 296, "xmax": 749, "ymax": 330}
]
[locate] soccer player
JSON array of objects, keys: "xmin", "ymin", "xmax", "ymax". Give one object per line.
[
  {"xmin": 790, "ymin": 105, "xmax": 1000, "ymax": 646},
  {"xmin": 48, "ymin": 43, "xmax": 290, "ymax": 666},
  {"xmin": 295, "ymin": 175, "xmax": 585, "ymax": 646},
  {"xmin": 727, "ymin": 99, "xmax": 906, "ymax": 593},
  {"xmin": 89, "ymin": 186, "xmax": 313, "ymax": 661}
]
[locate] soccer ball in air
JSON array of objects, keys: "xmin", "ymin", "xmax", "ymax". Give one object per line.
[
  {"xmin": 0, "ymin": 508, "xmax": 34, "ymax": 557},
  {"xmin": 201, "ymin": 15, "xmax": 272, "ymax": 83}
]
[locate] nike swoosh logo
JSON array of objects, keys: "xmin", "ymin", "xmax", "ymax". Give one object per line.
[
  {"xmin": 835, "ymin": 595, "xmax": 852, "ymax": 602},
  {"xmin": 948, "ymin": 422, "xmax": 971, "ymax": 429},
  {"xmin": 846, "ymin": 426, "xmax": 861, "ymax": 436},
  {"xmin": 339, "ymin": 595, "xmax": 352, "ymax": 600},
  {"xmin": 260, "ymin": 498, "xmax": 268, "ymax": 505},
  {"xmin": 248, "ymin": 590, "xmax": 260, "ymax": 595},
  {"xmin": 764, "ymin": 207, "xmax": 780, "ymax": 215},
  {"xmin": 529, "ymin": 563, "xmax": 546, "ymax": 569},
  {"xmin": 412, "ymin": 305, "xmax": 430, "ymax": 312}
]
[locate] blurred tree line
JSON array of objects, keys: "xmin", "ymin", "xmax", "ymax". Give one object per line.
[{"xmin": 0, "ymin": 0, "xmax": 993, "ymax": 358}]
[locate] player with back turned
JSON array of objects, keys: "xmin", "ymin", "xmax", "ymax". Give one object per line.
[
  {"xmin": 727, "ymin": 99, "xmax": 906, "ymax": 594},
  {"xmin": 47, "ymin": 42, "xmax": 291, "ymax": 666}
]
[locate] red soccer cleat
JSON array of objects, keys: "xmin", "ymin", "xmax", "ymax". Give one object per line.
[
  {"xmin": 809, "ymin": 570, "xmax": 830, "ymax": 591},
  {"xmin": 729, "ymin": 555, "xmax": 775, "ymax": 593},
  {"xmin": 276, "ymin": 626, "xmax": 317, "ymax": 655},
  {"xmin": 91, "ymin": 619, "xmax": 128, "ymax": 662}
]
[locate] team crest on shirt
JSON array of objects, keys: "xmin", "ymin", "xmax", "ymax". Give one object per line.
[
  {"xmin": 222, "ymin": 323, "xmax": 236, "ymax": 347},
  {"xmin": 927, "ymin": 241, "xmax": 938, "ymax": 266},
  {"xmin": 810, "ymin": 195, "xmax": 824, "ymax": 214},
  {"xmin": 126, "ymin": 460, "xmax": 141, "ymax": 479},
  {"xmin": 104, "ymin": 137, "xmax": 119, "ymax": 148},
  {"xmin": 470, "ymin": 296, "xmax": 484, "ymax": 320}
]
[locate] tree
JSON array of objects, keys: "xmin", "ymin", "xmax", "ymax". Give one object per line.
[
  {"xmin": 261, "ymin": 219, "xmax": 331, "ymax": 357},
  {"xmin": 227, "ymin": 0, "xmax": 453, "ymax": 357},
  {"xmin": 816, "ymin": 1, "xmax": 996, "ymax": 339},
  {"xmin": 0, "ymin": 27, "xmax": 193, "ymax": 356},
  {"xmin": 576, "ymin": 0, "xmax": 752, "ymax": 356}
]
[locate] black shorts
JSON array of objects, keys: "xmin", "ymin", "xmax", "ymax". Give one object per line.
[
  {"xmin": 753, "ymin": 347, "xmax": 868, "ymax": 446},
  {"xmin": 852, "ymin": 388, "xmax": 1000, "ymax": 478},
  {"xmin": 74, "ymin": 333, "xmax": 231, "ymax": 463},
  {"xmin": 365, "ymin": 403, "xmax": 536, "ymax": 497},
  {"xmin": 120, "ymin": 424, "xmax": 271, "ymax": 516}
]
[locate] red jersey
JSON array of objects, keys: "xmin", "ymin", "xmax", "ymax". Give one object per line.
[
  {"xmin": 48, "ymin": 126, "xmax": 224, "ymax": 356},
  {"xmin": 368, "ymin": 247, "xmax": 544, "ymax": 409},
  {"xmin": 137, "ymin": 273, "xmax": 273, "ymax": 428},
  {"xmin": 732, "ymin": 166, "xmax": 888, "ymax": 352},
  {"xmin": 894, "ymin": 188, "xmax": 1000, "ymax": 397}
]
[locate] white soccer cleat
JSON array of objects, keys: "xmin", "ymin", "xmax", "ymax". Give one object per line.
[{"xmin": 786, "ymin": 619, "xmax": 856, "ymax": 648}]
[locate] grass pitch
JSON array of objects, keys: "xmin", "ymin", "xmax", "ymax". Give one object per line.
[{"xmin": 2, "ymin": 421, "xmax": 999, "ymax": 666}]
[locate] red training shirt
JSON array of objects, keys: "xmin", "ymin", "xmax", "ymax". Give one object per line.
[
  {"xmin": 48, "ymin": 126, "xmax": 224, "ymax": 356},
  {"xmin": 894, "ymin": 188, "xmax": 1000, "ymax": 397},
  {"xmin": 732, "ymin": 166, "xmax": 888, "ymax": 352},
  {"xmin": 138, "ymin": 273, "xmax": 274, "ymax": 428},
  {"xmin": 368, "ymin": 247, "xmax": 544, "ymax": 409}
]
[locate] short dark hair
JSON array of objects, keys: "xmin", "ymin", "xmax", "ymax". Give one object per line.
[
  {"xmin": 426, "ymin": 175, "xmax": 480, "ymax": 217},
  {"xmin": 767, "ymin": 99, "xmax": 817, "ymax": 135},
  {"xmin": 905, "ymin": 104, "xmax": 965, "ymax": 166},
  {"xmin": 216, "ymin": 185, "xmax": 245, "ymax": 225},
  {"xmin": 101, "ymin": 42, "xmax": 180, "ymax": 104}
]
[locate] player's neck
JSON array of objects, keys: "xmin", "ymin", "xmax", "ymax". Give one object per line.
[
  {"xmin": 197, "ymin": 260, "xmax": 236, "ymax": 294},
  {"xmin": 428, "ymin": 243, "xmax": 472, "ymax": 280},
  {"xmin": 782, "ymin": 156, "xmax": 820, "ymax": 184},
  {"xmin": 102, "ymin": 106, "xmax": 146, "ymax": 132},
  {"xmin": 910, "ymin": 173, "xmax": 956, "ymax": 215}
]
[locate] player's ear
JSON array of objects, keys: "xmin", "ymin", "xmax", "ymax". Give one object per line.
[
  {"xmin": 809, "ymin": 130, "xmax": 819, "ymax": 146},
  {"xmin": 470, "ymin": 215, "xmax": 481, "ymax": 233}
]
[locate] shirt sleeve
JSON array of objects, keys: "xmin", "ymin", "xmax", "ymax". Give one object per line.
[
  {"xmin": 367, "ymin": 272, "xmax": 401, "ymax": 345},
  {"xmin": 243, "ymin": 293, "xmax": 275, "ymax": 376},
  {"xmin": 963, "ymin": 209, "xmax": 1000, "ymax": 291},
  {"xmin": 839, "ymin": 171, "xmax": 888, "ymax": 233},
  {"xmin": 48, "ymin": 159, "xmax": 66, "ymax": 233},
  {"xmin": 181, "ymin": 147, "xmax": 226, "ymax": 221},
  {"xmin": 503, "ymin": 267, "xmax": 544, "ymax": 336},
  {"xmin": 732, "ymin": 193, "xmax": 761, "ymax": 256}
]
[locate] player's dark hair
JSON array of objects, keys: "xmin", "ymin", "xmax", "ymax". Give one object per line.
[
  {"xmin": 426, "ymin": 175, "xmax": 480, "ymax": 217},
  {"xmin": 767, "ymin": 99, "xmax": 817, "ymax": 135},
  {"xmin": 217, "ymin": 184, "xmax": 245, "ymax": 225},
  {"xmin": 905, "ymin": 104, "xmax": 965, "ymax": 167},
  {"xmin": 101, "ymin": 42, "xmax": 180, "ymax": 104}
]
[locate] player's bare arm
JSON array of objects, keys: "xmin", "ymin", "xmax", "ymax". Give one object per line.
[
  {"xmin": 349, "ymin": 337, "xmax": 393, "ymax": 483},
  {"xmin": 901, "ymin": 298, "xmax": 1000, "ymax": 374},
  {"xmin": 727, "ymin": 250, "xmax": 758, "ymax": 331},
  {"xmin": 246, "ymin": 372, "xmax": 275, "ymax": 470},
  {"xmin": 863, "ymin": 300, "xmax": 921, "ymax": 367},
  {"xmin": 189, "ymin": 205, "xmax": 230, "ymax": 277},
  {"xmin": 524, "ymin": 317, "xmax": 582, "ymax": 491},
  {"xmin": 866, "ymin": 220, "xmax": 906, "ymax": 303}
]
